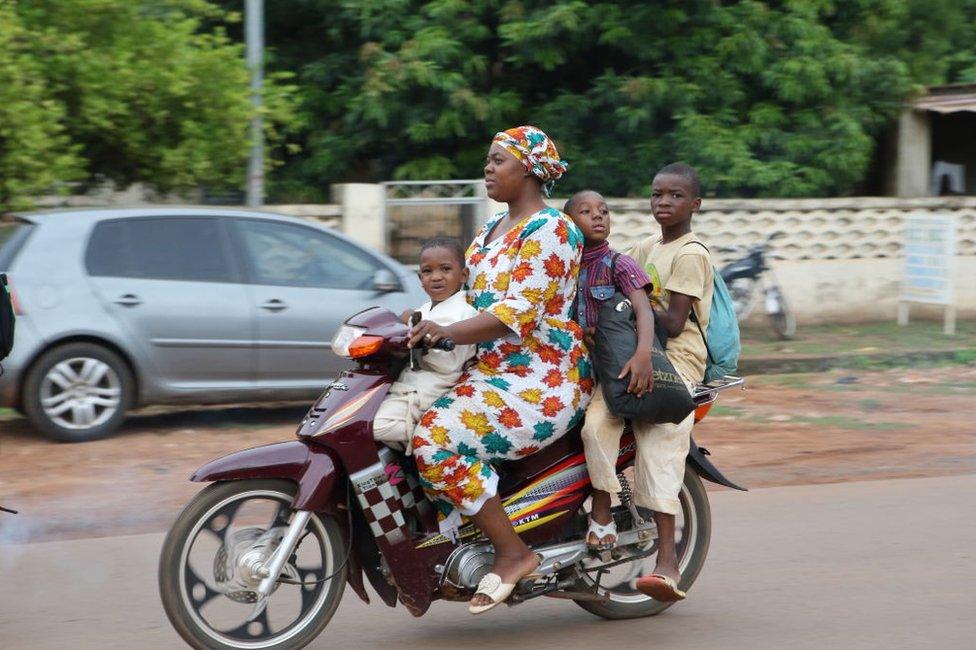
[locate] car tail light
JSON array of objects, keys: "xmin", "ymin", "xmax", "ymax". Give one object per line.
[{"xmin": 4, "ymin": 276, "xmax": 22, "ymax": 315}]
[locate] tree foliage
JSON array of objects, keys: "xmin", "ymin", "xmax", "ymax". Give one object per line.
[
  {"xmin": 5, "ymin": 1, "xmax": 973, "ymax": 206},
  {"xmin": 0, "ymin": 2, "xmax": 83, "ymax": 210},
  {"xmin": 0, "ymin": 0, "xmax": 297, "ymax": 211},
  {"xmin": 254, "ymin": 0, "xmax": 975, "ymax": 199}
]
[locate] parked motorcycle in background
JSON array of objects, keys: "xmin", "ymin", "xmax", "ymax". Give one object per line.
[{"xmin": 718, "ymin": 232, "xmax": 796, "ymax": 339}]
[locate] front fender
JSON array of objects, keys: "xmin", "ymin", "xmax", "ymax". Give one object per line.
[{"xmin": 191, "ymin": 440, "xmax": 344, "ymax": 512}]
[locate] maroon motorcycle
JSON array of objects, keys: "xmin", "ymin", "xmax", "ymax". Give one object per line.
[{"xmin": 159, "ymin": 306, "xmax": 744, "ymax": 650}]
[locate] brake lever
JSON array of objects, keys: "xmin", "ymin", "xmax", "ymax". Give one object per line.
[{"xmin": 410, "ymin": 311, "xmax": 423, "ymax": 371}]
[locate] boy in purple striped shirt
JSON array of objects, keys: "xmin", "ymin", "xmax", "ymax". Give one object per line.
[{"xmin": 564, "ymin": 190, "xmax": 656, "ymax": 550}]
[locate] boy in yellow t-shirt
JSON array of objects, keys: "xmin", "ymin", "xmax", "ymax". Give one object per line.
[{"xmin": 582, "ymin": 163, "xmax": 712, "ymax": 603}]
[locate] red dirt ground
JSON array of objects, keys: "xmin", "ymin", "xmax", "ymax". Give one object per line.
[{"xmin": 1, "ymin": 365, "xmax": 974, "ymax": 543}]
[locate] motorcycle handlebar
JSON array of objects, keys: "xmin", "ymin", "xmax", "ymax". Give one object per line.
[
  {"xmin": 431, "ymin": 338, "xmax": 456, "ymax": 351},
  {"xmin": 409, "ymin": 312, "xmax": 455, "ymax": 351}
]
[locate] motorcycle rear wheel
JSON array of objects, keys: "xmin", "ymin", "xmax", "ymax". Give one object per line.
[
  {"xmin": 727, "ymin": 277, "xmax": 759, "ymax": 321},
  {"xmin": 158, "ymin": 479, "xmax": 346, "ymax": 650},
  {"xmin": 574, "ymin": 467, "xmax": 711, "ymax": 619},
  {"xmin": 768, "ymin": 290, "xmax": 796, "ymax": 339}
]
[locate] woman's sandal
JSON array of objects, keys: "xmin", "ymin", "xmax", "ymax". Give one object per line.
[
  {"xmin": 586, "ymin": 515, "xmax": 617, "ymax": 551},
  {"xmin": 635, "ymin": 573, "xmax": 686, "ymax": 602},
  {"xmin": 468, "ymin": 573, "xmax": 516, "ymax": 615}
]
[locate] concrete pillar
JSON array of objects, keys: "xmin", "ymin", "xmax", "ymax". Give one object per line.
[
  {"xmin": 332, "ymin": 183, "xmax": 386, "ymax": 253},
  {"xmin": 894, "ymin": 108, "xmax": 931, "ymax": 197}
]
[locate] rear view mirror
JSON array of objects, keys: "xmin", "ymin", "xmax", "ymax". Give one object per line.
[{"xmin": 373, "ymin": 269, "xmax": 400, "ymax": 293}]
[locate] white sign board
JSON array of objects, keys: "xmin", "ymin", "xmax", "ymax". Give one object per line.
[
  {"xmin": 899, "ymin": 213, "xmax": 957, "ymax": 334},
  {"xmin": 901, "ymin": 213, "xmax": 956, "ymax": 304}
]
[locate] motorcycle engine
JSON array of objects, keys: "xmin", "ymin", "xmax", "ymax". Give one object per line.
[{"xmin": 440, "ymin": 542, "xmax": 494, "ymax": 590}]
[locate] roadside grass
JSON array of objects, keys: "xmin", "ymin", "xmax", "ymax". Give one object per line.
[
  {"xmin": 747, "ymin": 372, "xmax": 862, "ymax": 391},
  {"xmin": 787, "ymin": 415, "xmax": 911, "ymax": 431},
  {"xmin": 0, "ymin": 407, "xmax": 17, "ymax": 420},
  {"xmin": 740, "ymin": 320, "xmax": 976, "ymax": 359},
  {"xmin": 710, "ymin": 399, "xmax": 912, "ymax": 431}
]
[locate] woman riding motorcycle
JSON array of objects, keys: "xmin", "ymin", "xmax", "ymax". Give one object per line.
[{"xmin": 407, "ymin": 125, "xmax": 593, "ymax": 613}]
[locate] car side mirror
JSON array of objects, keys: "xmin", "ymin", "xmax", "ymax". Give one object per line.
[{"xmin": 373, "ymin": 269, "xmax": 400, "ymax": 293}]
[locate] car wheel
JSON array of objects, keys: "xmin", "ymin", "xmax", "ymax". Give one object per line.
[{"xmin": 23, "ymin": 342, "xmax": 134, "ymax": 442}]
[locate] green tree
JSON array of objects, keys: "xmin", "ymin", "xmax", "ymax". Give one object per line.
[
  {"xmin": 0, "ymin": 0, "xmax": 297, "ymax": 210},
  {"xmin": 250, "ymin": 0, "xmax": 935, "ymax": 199},
  {"xmin": 827, "ymin": 0, "xmax": 976, "ymax": 86},
  {"xmin": 0, "ymin": 2, "xmax": 82, "ymax": 210}
]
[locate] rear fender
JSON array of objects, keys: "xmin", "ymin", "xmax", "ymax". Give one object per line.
[
  {"xmin": 190, "ymin": 440, "xmax": 344, "ymax": 513},
  {"xmin": 688, "ymin": 437, "xmax": 746, "ymax": 491}
]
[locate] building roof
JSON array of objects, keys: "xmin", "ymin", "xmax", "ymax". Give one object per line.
[{"xmin": 913, "ymin": 83, "xmax": 976, "ymax": 114}]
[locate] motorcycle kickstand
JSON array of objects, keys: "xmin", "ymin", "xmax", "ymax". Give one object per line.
[{"xmin": 246, "ymin": 510, "xmax": 312, "ymax": 622}]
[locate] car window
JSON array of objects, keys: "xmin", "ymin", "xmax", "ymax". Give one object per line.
[
  {"xmin": 235, "ymin": 219, "xmax": 381, "ymax": 290},
  {"xmin": 85, "ymin": 220, "xmax": 129, "ymax": 277},
  {"xmin": 86, "ymin": 217, "xmax": 236, "ymax": 283}
]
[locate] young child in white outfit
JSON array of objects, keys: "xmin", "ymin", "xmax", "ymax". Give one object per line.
[{"xmin": 373, "ymin": 237, "xmax": 478, "ymax": 453}]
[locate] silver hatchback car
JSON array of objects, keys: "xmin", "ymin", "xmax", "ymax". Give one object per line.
[{"xmin": 0, "ymin": 208, "xmax": 426, "ymax": 442}]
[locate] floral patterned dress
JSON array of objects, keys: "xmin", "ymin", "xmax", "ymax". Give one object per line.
[{"xmin": 411, "ymin": 207, "xmax": 594, "ymax": 531}]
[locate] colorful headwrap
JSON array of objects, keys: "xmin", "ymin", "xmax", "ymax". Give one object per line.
[{"xmin": 492, "ymin": 125, "xmax": 568, "ymax": 197}]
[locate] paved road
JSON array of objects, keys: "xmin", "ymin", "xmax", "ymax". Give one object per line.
[{"xmin": 2, "ymin": 474, "xmax": 974, "ymax": 649}]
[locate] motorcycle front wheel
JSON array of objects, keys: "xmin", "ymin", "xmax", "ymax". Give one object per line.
[
  {"xmin": 574, "ymin": 467, "xmax": 711, "ymax": 619},
  {"xmin": 159, "ymin": 479, "xmax": 346, "ymax": 650}
]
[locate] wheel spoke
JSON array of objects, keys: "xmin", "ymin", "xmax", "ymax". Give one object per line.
[
  {"xmin": 57, "ymin": 361, "xmax": 82, "ymax": 382},
  {"xmin": 298, "ymin": 567, "xmax": 326, "ymax": 611},
  {"xmin": 48, "ymin": 400, "xmax": 74, "ymax": 417},
  {"xmin": 46, "ymin": 367, "xmax": 73, "ymax": 390},
  {"xmin": 183, "ymin": 564, "xmax": 224, "ymax": 610},
  {"xmin": 41, "ymin": 392, "xmax": 71, "ymax": 408},
  {"xmin": 85, "ymin": 362, "xmax": 110, "ymax": 385},
  {"xmin": 77, "ymin": 359, "xmax": 98, "ymax": 384},
  {"xmin": 223, "ymin": 606, "xmax": 272, "ymax": 639},
  {"xmin": 90, "ymin": 386, "xmax": 120, "ymax": 398},
  {"xmin": 71, "ymin": 402, "xmax": 96, "ymax": 427},
  {"xmin": 204, "ymin": 499, "xmax": 246, "ymax": 543},
  {"xmin": 267, "ymin": 501, "xmax": 290, "ymax": 530},
  {"xmin": 89, "ymin": 396, "xmax": 118, "ymax": 408}
]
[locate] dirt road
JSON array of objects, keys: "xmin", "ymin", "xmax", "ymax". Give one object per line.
[{"xmin": 1, "ymin": 365, "xmax": 974, "ymax": 542}]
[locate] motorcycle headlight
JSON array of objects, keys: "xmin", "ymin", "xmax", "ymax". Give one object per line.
[{"xmin": 331, "ymin": 325, "xmax": 384, "ymax": 359}]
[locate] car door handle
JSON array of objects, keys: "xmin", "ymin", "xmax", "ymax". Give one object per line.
[
  {"xmin": 260, "ymin": 299, "xmax": 287, "ymax": 312},
  {"xmin": 114, "ymin": 294, "xmax": 142, "ymax": 307}
]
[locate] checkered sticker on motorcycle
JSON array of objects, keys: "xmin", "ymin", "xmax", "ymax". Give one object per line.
[
  {"xmin": 350, "ymin": 463, "xmax": 408, "ymax": 545},
  {"xmin": 376, "ymin": 445, "xmax": 434, "ymax": 520},
  {"xmin": 400, "ymin": 471, "xmax": 433, "ymax": 517}
]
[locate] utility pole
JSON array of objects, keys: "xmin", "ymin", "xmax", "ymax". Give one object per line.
[{"xmin": 245, "ymin": 0, "xmax": 264, "ymax": 207}]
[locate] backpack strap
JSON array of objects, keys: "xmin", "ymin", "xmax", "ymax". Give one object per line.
[{"xmin": 675, "ymin": 240, "xmax": 716, "ymax": 365}]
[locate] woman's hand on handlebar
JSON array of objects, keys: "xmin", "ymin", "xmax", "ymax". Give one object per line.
[{"xmin": 408, "ymin": 319, "xmax": 453, "ymax": 349}]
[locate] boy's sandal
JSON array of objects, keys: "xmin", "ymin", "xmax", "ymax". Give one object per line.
[
  {"xmin": 468, "ymin": 573, "xmax": 517, "ymax": 615},
  {"xmin": 635, "ymin": 573, "xmax": 686, "ymax": 602},
  {"xmin": 586, "ymin": 516, "xmax": 618, "ymax": 551}
]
